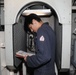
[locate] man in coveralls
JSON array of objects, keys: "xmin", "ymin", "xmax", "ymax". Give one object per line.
[{"xmin": 17, "ymin": 13, "xmax": 56, "ymax": 75}]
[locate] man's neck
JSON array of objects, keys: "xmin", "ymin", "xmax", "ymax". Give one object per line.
[{"xmin": 36, "ymin": 21, "xmax": 43, "ymax": 32}]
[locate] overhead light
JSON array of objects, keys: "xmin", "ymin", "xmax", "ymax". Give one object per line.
[{"xmin": 22, "ymin": 9, "xmax": 51, "ymax": 16}]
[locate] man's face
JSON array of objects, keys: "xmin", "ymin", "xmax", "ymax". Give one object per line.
[
  {"xmin": 28, "ymin": 19, "xmax": 38, "ymax": 32},
  {"xmin": 29, "ymin": 24, "xmax": 36, "ymax": 32}
]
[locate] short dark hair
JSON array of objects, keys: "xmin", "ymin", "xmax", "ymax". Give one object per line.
[{"xmin": 24, "ymin": 13, "xmax": 42, "ymax": 32}]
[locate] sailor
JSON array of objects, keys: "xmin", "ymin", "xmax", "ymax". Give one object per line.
[{"xmin": 16, "ymin": 13, "xmax": 56, "ymax": 75}]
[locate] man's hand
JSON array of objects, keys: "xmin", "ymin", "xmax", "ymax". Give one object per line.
[
  {"xmin": 16, "ymin": 53, "xmax": 28, "ymax": 60},
  {"xmin": 15, "ymin": 54, "xmax": 24, "ymax": 58},
  {"xmin": 24, "ymin": 55, "xmax": 28, "ymax": 61}
]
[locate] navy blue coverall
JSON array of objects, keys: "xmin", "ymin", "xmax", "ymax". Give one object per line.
[{"xmin": 26, "ymin": 22, "xmax": 56, "ymax": 75}]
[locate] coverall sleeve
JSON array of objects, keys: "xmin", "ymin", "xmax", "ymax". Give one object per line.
[{"xmin": 26, "ymin": 30, "xmax": 52, "ymax": 68}]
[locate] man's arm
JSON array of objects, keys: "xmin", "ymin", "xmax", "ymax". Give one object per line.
[{"xmin": 24, "ymin": 30, "xmax": 52, "ymax": 68}]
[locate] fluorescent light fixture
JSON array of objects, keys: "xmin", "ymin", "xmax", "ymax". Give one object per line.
[{"xmin": 22, "ymin": 9, "xmax": 51, "ymax": 16}]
